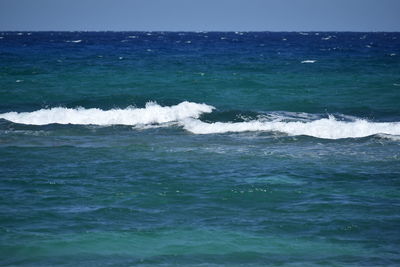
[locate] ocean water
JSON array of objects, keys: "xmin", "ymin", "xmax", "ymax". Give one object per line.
[{"xmin": 0, "ymin": 31, "xmax": 400, "ymax": 266}]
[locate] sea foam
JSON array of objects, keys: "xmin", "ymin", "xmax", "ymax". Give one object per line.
[
  {"xmin": 0, "ymin": 101, "xmax": 214, "ymax": 126},
  {"xmin": 181, "ymin": 116, "xmax": 400, "ymax": 139},
  {"xmin": 1, "ymin": 102, "xmax": 400, "ymax": 139}
]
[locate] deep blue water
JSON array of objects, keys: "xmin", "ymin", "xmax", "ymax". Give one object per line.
[{"xmin": 0, "ymin": 31, "xmax": 400, "ymax": 266}]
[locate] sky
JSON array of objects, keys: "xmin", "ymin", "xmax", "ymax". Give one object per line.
[{"xmin": 0, "ymin": 0, "xmax": 399, "ymax": 31}]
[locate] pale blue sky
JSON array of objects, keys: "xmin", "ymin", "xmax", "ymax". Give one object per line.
[{"xmin": 0, "ymin": 0, "xmax": 399, "ymax": 31}]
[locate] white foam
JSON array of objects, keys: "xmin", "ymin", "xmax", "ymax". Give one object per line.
[
  {"xmin": 301, "ymin": 60, "xmax": 316, "ymax": 63},
  {"xmin": 0, "ymin": 101, "xmax": 214, "ymax": 126},
  {"xmin": 2, "ymin": 102, "xmax": 400, "ymax": 139},
  {"xmin": 181, "ymin": 117, "xmax": 400, "ymax": 139},
  {"xmin": 66, "ymin": 40, "xmax": 82, "ymax": 43}
]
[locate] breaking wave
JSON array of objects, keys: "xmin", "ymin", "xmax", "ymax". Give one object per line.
[
  {"xmin": 0, "ymin": 101, "xmax": 214, "ymax": 126},
  {"xmin": 1, "ymin": 101, "xmax": 400, "ymax": 139},
  {"xmin": 181, "ymin": 116, "xmax": 400, "ymax": 139}
]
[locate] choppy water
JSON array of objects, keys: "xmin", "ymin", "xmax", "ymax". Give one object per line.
[{"xmin": 1, "ymin": 31, "xmax": 400, "ymax": 266}]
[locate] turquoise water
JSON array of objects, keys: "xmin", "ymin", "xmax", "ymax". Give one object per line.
[{"xmin": 0, "ymin": 32, "xmax": 400, "ymax": 266}]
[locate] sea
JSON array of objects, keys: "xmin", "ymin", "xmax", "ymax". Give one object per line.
[{"xmin": 0, "ymin": 31, "xmax": 399, "ymax": 266}]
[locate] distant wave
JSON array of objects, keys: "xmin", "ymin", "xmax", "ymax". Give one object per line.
[
  {"xmin": 65, "ymin": 40, "xmax": 82, "ymax": 43},
  {"xmin": 1, "ymin": 102, "xmax": 400, "ymax": 139},
  {"xmin": 301, "ymin": 60, "xmax": 317, "ymax": 63}
]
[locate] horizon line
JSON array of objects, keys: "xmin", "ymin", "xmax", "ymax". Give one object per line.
[{"xmin": 1, "ymin": 30, "xmax": 400, "ymax": 33}]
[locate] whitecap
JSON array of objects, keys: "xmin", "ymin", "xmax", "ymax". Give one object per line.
[
  {"xmin": 66, "ymin": 40, "xmax": 82, "ymax": 43},
  {"xmin": 0, "ymin": 101, "xmax": 214, "ymax": 126},
  {"xmin": 2, "ymin": 103, "xmax": 399, "ymax": 140},
  {"xmin": 301, "ymin": 60, "xmax": 316, "ymax": 63},
  {"xmin": 181, "ymin": 116, "xmax": 400, "ymax": 139}
]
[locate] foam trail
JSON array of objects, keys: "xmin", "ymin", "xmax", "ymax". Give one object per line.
[
  {"xmin": 182, "ymin": 117, "xmax": 400, "ymax": 139},
  {"xmin": 0, "ymin": 102, "xmax": 214, "ymax": 126}
]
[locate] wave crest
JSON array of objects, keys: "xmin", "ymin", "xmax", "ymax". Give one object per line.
[
  {"xmin": 0, "ymin": 101, "xmax": 214, "ymax": 126},
  {"xmin": 1, "ymin": 102, "xmax": 400, "ymax": 139},
  {"xmin": 181, "ymin": 116, "xmax": 400, "ymax": 139}
]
